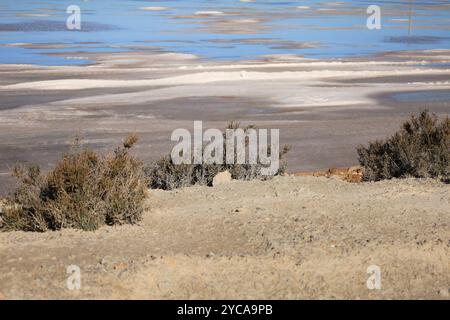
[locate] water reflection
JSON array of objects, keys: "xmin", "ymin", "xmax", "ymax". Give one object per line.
[{"xmin": 0, "ymin": 0, "xmax": 449, "ymax": 65}]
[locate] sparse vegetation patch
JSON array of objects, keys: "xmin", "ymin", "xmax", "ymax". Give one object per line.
[
  {"xmin": 357, "ymin": 110, "xmax": 450, "ymax": 181},
  {"xmin": 145, "ymin": 122, "xmax": 290, "ymax": 190},
  {"xmin": 0, "ymin": 135, "xmax": 147, "ymax": 232}
]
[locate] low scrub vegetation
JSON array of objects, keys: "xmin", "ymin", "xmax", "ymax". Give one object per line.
[
  {"xmin": 357, "ymin": 110, "xmax": 449, "ymax": 181},
  {"xmin": 0, "ymin": 135, "xmax": 147, "ymax": 232},
  {"xmin": 146, "ymin": 122, "xmax": 291, "ymax": 190}
]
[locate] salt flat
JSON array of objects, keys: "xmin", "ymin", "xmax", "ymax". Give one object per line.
[{"xmin": 0, "ymin": 50, "xmax": 450, "ymax": 195}]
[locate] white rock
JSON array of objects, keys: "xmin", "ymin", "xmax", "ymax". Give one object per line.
[
  {"xmin": 438, "ymin": 288, "xmax": 449, "ymax": 297},
  {"xmin": 213, "ymin": 171, "xmax": 232, "ymax": 186}
]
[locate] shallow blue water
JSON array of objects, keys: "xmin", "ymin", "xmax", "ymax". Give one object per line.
[
  {"xmin": 0, "ymin": 0, "xmax": 449, "ymax": 65},
  {"xmin": 393, "ymin": 90, "xmax": 450, "ymax": 102}
]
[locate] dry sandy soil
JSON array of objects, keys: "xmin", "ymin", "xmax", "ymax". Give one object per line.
[{"xmin": 0, "ymin": 176, "xmax": 449, "ymax": 300}]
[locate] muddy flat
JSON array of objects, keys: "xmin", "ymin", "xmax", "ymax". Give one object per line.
[{"xmin": 0, "ymin": 176, "xmax": 448, "ymax": 299}]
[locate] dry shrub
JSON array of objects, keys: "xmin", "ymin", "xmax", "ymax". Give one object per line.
[
  {"xmin": 357, "ymin": 110, "xmax": 450, "ymax": 181},
  {"xmin": 146, "ymin": 122, "xmax": 290, "ymax": 190},
  {"xmin": 0, "ymin": 135, "xmax": 147, "ymax": 232}
]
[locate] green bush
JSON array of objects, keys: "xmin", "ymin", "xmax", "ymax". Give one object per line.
[
  {"xmin": 357, "ymin": 110, "xmax": 450, "ymax": 181},
  {"xmin": 146, "ymin": 122, "xmax": 290, "ymax": 190},
  {"xmin": 0, "ymin": 135, "xmax": 147, "ymax": 232}
]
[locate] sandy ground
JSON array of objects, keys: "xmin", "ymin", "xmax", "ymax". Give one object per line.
[
  {"xmin": 0, "ymin": 176, "xmax": 448, "ymax": 300},
  {"xmin": 1, "ymin": 49, "xmax": 450, "ymax": 195}
]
